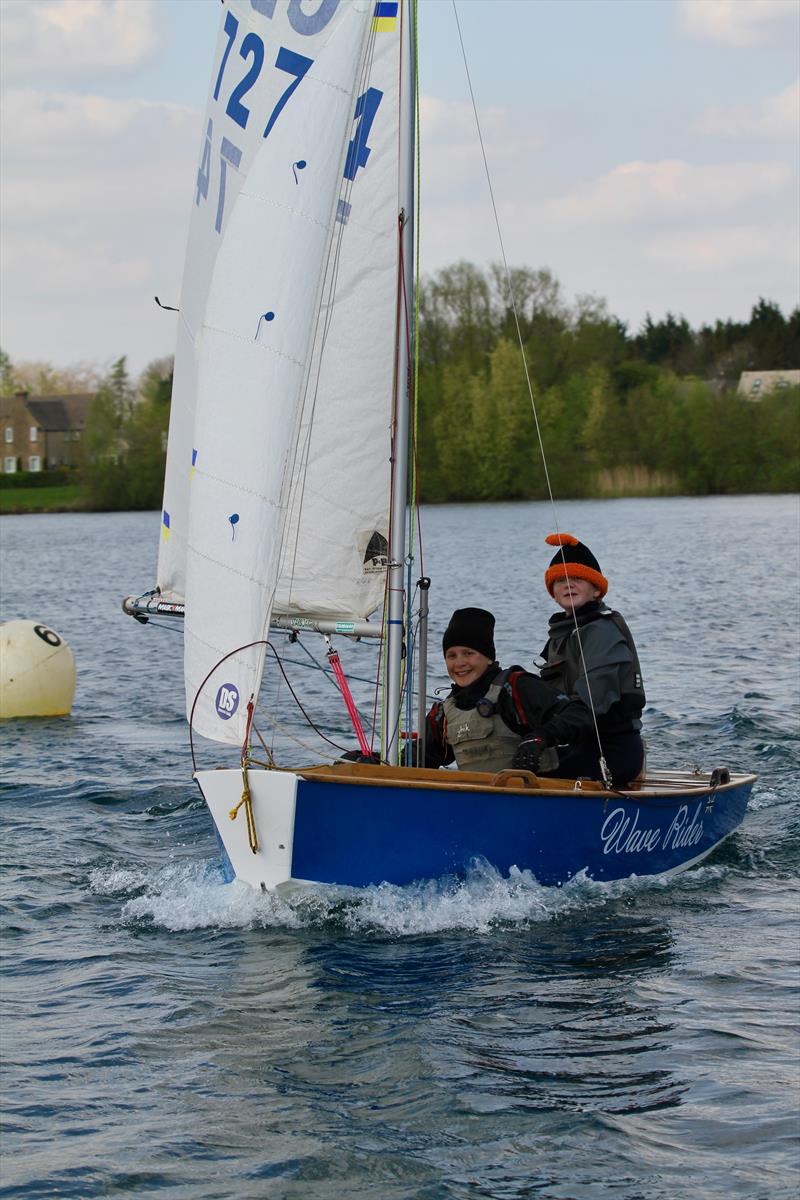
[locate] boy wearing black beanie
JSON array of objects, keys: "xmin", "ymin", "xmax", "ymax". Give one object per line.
[{"xmin": 424, "ymin": 607, "xmax": 588, "ymax": 773}]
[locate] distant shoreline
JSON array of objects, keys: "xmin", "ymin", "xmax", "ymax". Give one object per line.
[{"xmin": 2, "ymin": 485, "xmax": 798, "ymax": 516}]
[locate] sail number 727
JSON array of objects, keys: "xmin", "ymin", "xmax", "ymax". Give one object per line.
[
  {"xmin": 213, "ymin": 12, "xmax": 314, "ymax": 138},
  {"xmin": 195, "ymin": 6, "xmax": 384, "ymax": 235}
]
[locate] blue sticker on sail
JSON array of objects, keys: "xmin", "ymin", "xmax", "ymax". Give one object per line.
[
  {"xmin": 215, "ymin": 683, "xmax": 239, "ymax": 720},
  {"xmin": 286, "ymin": 0, "xmax": 339, "ymax": 36},
  {"xmin": 216, "ymin": 137, "xmax": 242, "ymax": 233},
  {"xmin": 196, "ymin": 120, "xmax": 212, "ymax": 206},
  {"xmin": 251, "ymin": 0, "xmax": 339, "ymax": 35},
  {"xmin": 372, "ymin": 1, "xmax": 398, "ymax": 31},
  {"xmin": 344, "ymin": 88, "xmax": 383, "ymax": 181},
  {"xmin": 161, "ymin": 509, "xmax": 171, "ymax": 541},
  {"xmin": 190, "ymin": 448, "xmax": 197, "ymax": 479},
  {"xmin": 255, "ymin": 312, "xmax": 275, "ymax": 339},
  {"xmin": 264, "ymin": 47, "xmax": 313, "ymax": 139},
  {"xmin": 292, "ymin": 159, "xmax": 306, "ymax": 183}
]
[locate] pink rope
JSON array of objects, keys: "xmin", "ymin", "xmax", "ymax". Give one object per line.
[{"xmin": 328, "ymin": 649, "xmax": 372, "ymax": 757}]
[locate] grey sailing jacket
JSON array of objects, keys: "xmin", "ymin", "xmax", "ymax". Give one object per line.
[{"xmin": 538, "ymin": 603, "xmax": 645, "ymax": 736}]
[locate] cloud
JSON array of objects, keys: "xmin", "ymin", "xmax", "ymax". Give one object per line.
[
  {"xmin": 644, "ymin": 223, "xmax": 798, "ymax": 272},
  {"xmin": 2, "ymin": 87, "xmax": 197, "ymax": 168},
  {"xmin": 693, "ymin": 81, "xmax": 800, "ymax": 141},
  {"xmin": 0, "ymin": 86, "xmax": 201, "ymax": 369},
  {"xmin": 538, "ymin": 159, "xmax": 792, "ymax": 226},
  {"xmin": 419, "ymin": 94, "xmax": 546, "ymax": 197},
  {"xmin": 677, "ymin": 0, "xmax": 798, "ymax": 48},
  {"xmin": 416, "ymin": 146, "xmax": 798, "ymax": 331},
  {"xmin": 0, "ymin": 0, "xmax": 159, "ymax": 77}
]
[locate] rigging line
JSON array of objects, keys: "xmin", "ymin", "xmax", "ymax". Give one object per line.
[
  {"xmin": 412, "ymin": 0, "xmax": 424, "ymax": 571},
  {"xmin": 388, "ymin": 587, "xmax": 411, "ymax": 755},
  {"xmin": 275, "ymin": 19, "xmax": 381, "ymax": 607},
  {"xmin": 379, "ymin": 212, "xmax": 410, "ymax": 762},
  {"xmin": 371, "ymin": 529, "xmax": 391, "ymax": 757},
  {"xmin": 266, "ymin": 642, "xmax": 352, "ymax": 753},
  {"xmin": 403, "ymin": 572, "xmax": 418, "ymax": 761},
  {"xmin": 450, "ymin": 1, "xmax": 557, "ymax": 518},
  {"xmin": 398, "ymin": 218, "xmax": 417, "ymax": 546},
  {"xmin": 406, "ymin": 618, "xmax": 439, "ymax": 706},
  {"xmin": 139, "ymin": 619, "xmax": 183, "ymax": 635},
  {"xmin": 286, "ymin": 641, "xmax": 379, "ymax": 688},
  {"xmin": 375, "ymin": 510, "xmax": 391, "ymax": 760},
  {"xmin": 288, "ymin": 635, "xmax": 380, "ymax": 735},
  {"xmin": 250, "ymin": 721, "xmax": 276, "ymax": 768},
  {"xmin": 270, "ymin": 628, "xmax": 288, "ymax": 764},
  {"xmin": 403, "ymin": 273, "xmax": 426, "ymax": 586},
  {"xmin": 452, "ymin": 0, "xmax": 610, "ymax": 783},
  {"xmin": 252, "ymin": 709, "xmax": 342, "ymax": 763},
  {"xmin": 399, "ymin": 232, "xmax": 417, "ymax": 760},
  {"xmin": 188, "ymin": 637, "xmax": 268, "ymax": 772}
]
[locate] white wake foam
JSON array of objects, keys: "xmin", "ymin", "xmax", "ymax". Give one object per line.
[{"xmin": 89, "ymin": 855, "xmax": 729, "ymax": 936}]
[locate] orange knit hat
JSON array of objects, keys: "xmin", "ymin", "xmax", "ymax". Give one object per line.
[{"xmin": 544, "ymin": 533, "xmax": 608, "ymax": 597}]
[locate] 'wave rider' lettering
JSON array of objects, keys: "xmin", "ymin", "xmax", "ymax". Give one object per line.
[{"xmin": 600, "ymin": 803, "xmax": 705, "ymax": 856}]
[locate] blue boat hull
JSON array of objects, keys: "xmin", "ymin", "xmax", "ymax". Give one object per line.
[
  {"xmin": 197, "ymin": 764, "xmax": 756, "ymax": 891},
  {"xmin": 291, "ymin": 776, "xmax": 752, "ymax": 887}
]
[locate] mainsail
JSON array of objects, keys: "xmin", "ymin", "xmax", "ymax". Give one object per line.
[{"xmin": 157, "ymin": 0, "xmax": 403, "ymax": 744}]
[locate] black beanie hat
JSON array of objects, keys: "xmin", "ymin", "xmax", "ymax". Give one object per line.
[
  {"xmin": 442, "ymin": 607, "xmax": 496, "ymax": 660},
  {"xmin": 544, "ymin": 533, "xmax": 608, "ymax": 597}
]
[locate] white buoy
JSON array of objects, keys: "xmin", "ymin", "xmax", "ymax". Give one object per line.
[{"xmin": 0, "ymin": 620, "xmax": 76, "ymax": 718}]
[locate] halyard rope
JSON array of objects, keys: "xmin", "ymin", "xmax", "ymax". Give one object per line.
[{"xmin": 451, "ymin": 0, "xmax": 611, "ymax": 786}]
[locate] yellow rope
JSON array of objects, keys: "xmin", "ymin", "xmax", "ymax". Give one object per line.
[{"xmin": 228, "ymin": 763, "xmax": 259, "ymax": 854}]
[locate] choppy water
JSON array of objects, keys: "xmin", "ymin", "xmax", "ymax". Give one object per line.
[{"xmin": 1, "ymin": 496, "xmax": 799, "ymax": 1199}]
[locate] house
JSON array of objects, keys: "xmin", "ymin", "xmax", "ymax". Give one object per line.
[
  {"xmin": 0, "ymin": 391, "xmax": 94, "ymax": 473},
  {"xmin": 737, "ymin": 370, "xmax": 800, "ymax": 399}
]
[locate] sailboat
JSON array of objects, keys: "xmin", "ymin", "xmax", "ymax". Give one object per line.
[{"xmin": 124, "ymin": 0, "xmax": 755, "ymax": 892}]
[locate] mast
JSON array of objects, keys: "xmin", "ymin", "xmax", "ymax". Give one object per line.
[{"xmin": 384, "ymin": 0, "xmax": 417, "ymax": 764}]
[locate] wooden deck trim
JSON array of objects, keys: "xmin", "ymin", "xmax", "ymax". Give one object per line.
[{"xmin": 285, "ymin": 760, "xmax": 756, "ymax": 799}]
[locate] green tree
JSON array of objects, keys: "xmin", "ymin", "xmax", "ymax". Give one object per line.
[
  {"xmin": 634, "ymin": 312, "xmax": 695, "ymax": 373},
  {"xmin": 84, "ymin": 357, "xmax": 170, "ymax": 510},
  {"xmin": 0, "ymin": 348, "xmax": 17, "ymax": 395},
  {"xmin": 85, "ymin": 358, "xmax": 132, "ymax": 508},
  {"xmin": 748, "ymin": 298, "xmax": 788, "ymax": 367},
  {"xmin": 581, "ymin": 365, "xmax": 631, "ymax": 471}
]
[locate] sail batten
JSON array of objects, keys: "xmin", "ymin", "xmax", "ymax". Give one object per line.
[{"xmin": 158, "ymin": 0, "xmax": 401, "ymax": 744}]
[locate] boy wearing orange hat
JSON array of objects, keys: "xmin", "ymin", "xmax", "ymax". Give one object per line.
[{"xmin": 513, "ymin": 534, "xmax": 646, "ymax": 785}]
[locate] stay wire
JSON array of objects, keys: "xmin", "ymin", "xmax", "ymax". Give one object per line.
[
  {"xmin": 266, "ymin": 642, "xmax": 353, "ymax": 754},
  {"xmin": 451, "ymin": 0, "xmax": 610, "ymax": 784}
]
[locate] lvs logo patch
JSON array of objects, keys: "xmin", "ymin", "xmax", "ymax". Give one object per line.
[{"xmin": 215, "ymin": 683, "xmax": 239, "ymax": 720}]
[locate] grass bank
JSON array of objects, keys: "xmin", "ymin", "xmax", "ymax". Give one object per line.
[{"xmin": 0, "ymin": 484, "xmax": 88, "ymax": 514}]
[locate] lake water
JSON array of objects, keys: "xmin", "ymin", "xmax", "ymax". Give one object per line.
[{"xmin": 1, "ymin": 495, "xmax": 799, "ymax": 1199}]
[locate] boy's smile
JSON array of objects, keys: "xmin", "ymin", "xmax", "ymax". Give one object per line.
[{"xmin": 444, "ymin": 646, "xmax": 493, "ymax": 688}]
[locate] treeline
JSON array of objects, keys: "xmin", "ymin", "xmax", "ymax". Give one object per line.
[
  {"xmin": 3, "ymin": 264, "xmax": 798, "ymax": 509},
  {"xmin": 0, "ymin": 351, "xmax": 172, "ymax": 510},
  {"xmin": 415, "ymin": 264, "xmax": 799, "ymax": 500},
  {"xmin": 83, "ymin": 358, "xmax": 172, "ymax": 510}
]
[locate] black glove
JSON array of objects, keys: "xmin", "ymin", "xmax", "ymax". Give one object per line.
[{"xmin": 512, "ymin": 733, "xmax": 548, "ymax": 772}]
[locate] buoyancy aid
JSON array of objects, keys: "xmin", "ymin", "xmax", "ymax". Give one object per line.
[
  {"xmin": 442, "ymin": 669, "xmax": 523, "ymax": 773},
  {"xmin": 539, "ymin": 605, "xmax": 645, "ymax": 736}
]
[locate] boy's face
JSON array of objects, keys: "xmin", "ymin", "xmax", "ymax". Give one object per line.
[
  {"xmin": 444, "ymin": 645, "xmax": 493, "ymax": 688},
  {"xmin": 552, "ymin": 575, "xmax": 601, "ymax": 613}
]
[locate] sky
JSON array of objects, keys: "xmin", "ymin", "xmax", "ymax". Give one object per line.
[{"xmin": 1, "ymin": 0, "xmax": 798, "ymax": 378}]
